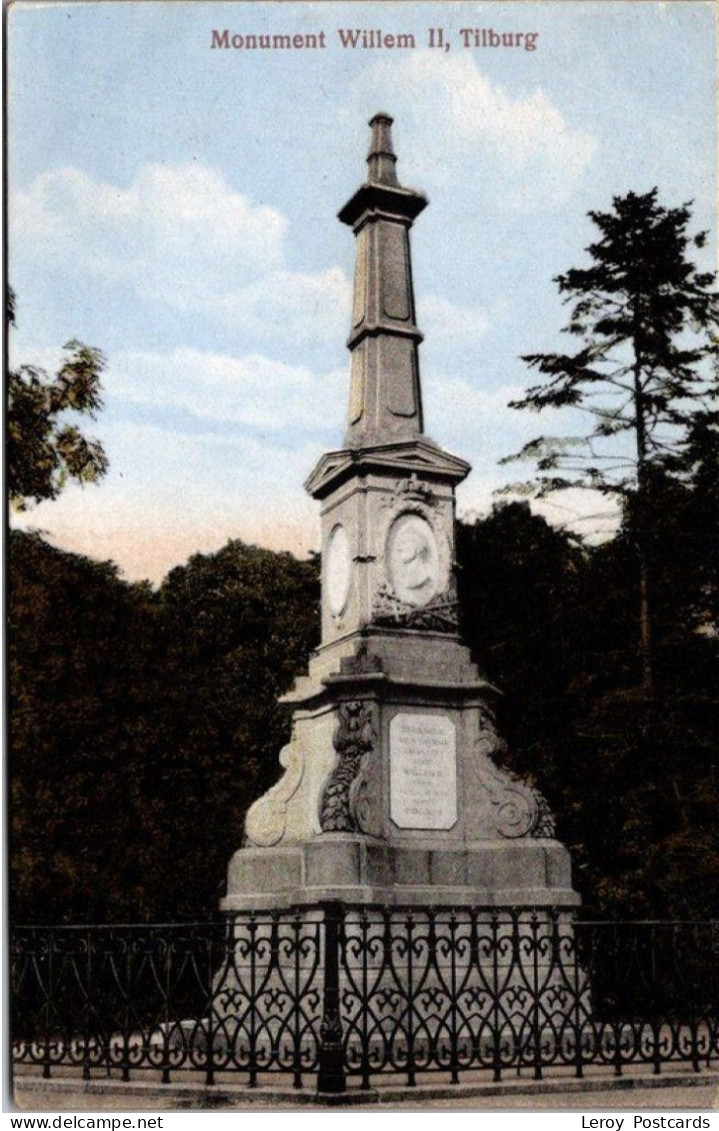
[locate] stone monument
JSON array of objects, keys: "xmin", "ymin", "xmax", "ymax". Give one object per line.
[{"xmin": 222, "ymin": 113, "xmax": 579, "ymax": 913}]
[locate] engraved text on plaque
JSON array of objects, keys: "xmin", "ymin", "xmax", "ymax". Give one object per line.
[{"xmin": 390, "ymin": 713, "xmax": 457, "ymax": 830}]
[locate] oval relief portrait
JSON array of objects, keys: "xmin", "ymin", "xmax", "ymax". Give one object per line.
[
  {"xmin": 386, "ymin": 513, "xmax": 441, "ymax": 608},
  {"xmin": 326, "ymin": 524, "xmax": 352, "ymax": 616}
]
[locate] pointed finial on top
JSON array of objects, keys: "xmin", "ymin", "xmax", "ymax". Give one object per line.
[{"xmin": 367, "ymin": 112, "xmax": 398, "ymax": 186}]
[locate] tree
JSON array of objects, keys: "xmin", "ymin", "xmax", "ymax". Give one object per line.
[
  {"xmin": 8, "ymin": 333, "xmax": 109, "ymax": 510},
  {"xmin": 657, "ymin": 406, "xmax": 719, "ymax": 633},
  {"xmin": 9, "ymin": 532, "xmax": 320, "ymax": 923},
  {"xmin": 457, "ymin": 502, "xmax": 583, "ymax": 806},
  {"xmin": 504, "ymin": 189, "xmax": 718, "ymax": 693},
  {"xmin": 457, "ymin": 502, "xmax": 718, "ymax": 919},
  {"xmin": 9, "ymin": 531, "xmax": 156, "ymax": 922},
  {"xmin": 142, "ymin": 540, "xmax": 321, "ymax": 918}
]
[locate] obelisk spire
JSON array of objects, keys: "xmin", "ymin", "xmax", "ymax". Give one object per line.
[
  {"xmin": 366, "ymin": 111, "xmax": 399, "ymax": 185},
  {"xmin": 338, "ymin": 114, "xmax": 427, "ymax": 446}
]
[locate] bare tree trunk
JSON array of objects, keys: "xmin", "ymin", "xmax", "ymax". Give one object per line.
[
  {"xmin": 637, "ymin": 536, "xmax": 653, "ymax": 697},
  {"xmin": 632, "ymin": 340, "xmax": 654, "ymax": 700}
]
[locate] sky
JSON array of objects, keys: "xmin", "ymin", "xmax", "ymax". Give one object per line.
[{"xmin": 8, "ymin": 0, "xmax": 717, "ymax": 584}]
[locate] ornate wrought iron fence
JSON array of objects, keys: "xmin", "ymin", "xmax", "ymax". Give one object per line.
[{"xmin": 11, "ymin": 908, "xmax": 719, "ymax": 1093}]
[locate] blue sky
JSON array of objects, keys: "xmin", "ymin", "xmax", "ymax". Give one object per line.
[{"xmin": 8, "ymin": 0, "xmax": 716, "ymax": 582}]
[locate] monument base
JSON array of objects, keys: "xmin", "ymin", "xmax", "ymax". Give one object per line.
[{"xmin": 221, "ymin": 832, "xmax": 579, "ymax": 911}]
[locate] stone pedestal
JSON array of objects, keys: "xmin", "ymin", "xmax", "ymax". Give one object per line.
[
  {"xmin": 222, "ymin": 628, "xmax": 578, "ymax": 913},
  {"xmin": 224, "ymin": 835, "xmax": 576, "ymax": 910}
]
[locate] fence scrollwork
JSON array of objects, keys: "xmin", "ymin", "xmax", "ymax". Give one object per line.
[{"xmin": 11, "ymin": 910, "xmax": 719, "ymax": 1092}]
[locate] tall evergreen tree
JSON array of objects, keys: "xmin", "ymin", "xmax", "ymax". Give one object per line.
[{"xmin": 504, "ymin": 189, "xmax": 718, "ymax": 693}]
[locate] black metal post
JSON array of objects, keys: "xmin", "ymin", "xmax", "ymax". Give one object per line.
[
  {"xmin": 42, "ymin": 928, "xmax": 53, "ymax": 1080},
  {"xmin": 529, "ymin": 912, "xmax": 544, "ymax": 1081},
  {"xmin": 570, "ymin": 915, "xmax": 585, "ymax": 1080},
  {"xmin": 82, "ymin": 928, "xmax": 92, "ymax": 1081},
  {"xmin": 317, "ymin": 902, "xmax": 346, "ymax": 1094},
  {"xmin": 121, "ymin": 930, "xmax": 131, "ymax": 1082},
  {"xmin": 204, "ymin": 928, "xmax": 216, "ymax": 1087},
  {"xmin": 489, "ymin": 910, "xmax": 503, "ymax": 1082},
  {"xmin": 448, "ymin": 911, "xmax": 459, "ymax": 1085}
]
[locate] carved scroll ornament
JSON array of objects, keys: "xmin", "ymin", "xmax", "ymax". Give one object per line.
[
  {"xmin": 474, "ymin": 705, "xmax": 556, "ymax": 839},
  {"xmin": 320, "ymin": 700, "xmax": 377, "ymax": 833},
  {"xmin": 244, "ymin": 742, "xmax": 305, "ymax": 847}
]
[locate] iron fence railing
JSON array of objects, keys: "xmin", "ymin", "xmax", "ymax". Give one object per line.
[{"xmin": 11, "ymin": 907, "xmax": 719, "ymax": 1093}]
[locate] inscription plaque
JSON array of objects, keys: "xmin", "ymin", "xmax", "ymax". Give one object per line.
[{"xmin": 390, "ymin": 713, "xmax": 457, "ymax": 830}]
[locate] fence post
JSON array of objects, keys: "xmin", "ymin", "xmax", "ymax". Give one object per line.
[
  {"xmin": 317, "ymin": 902, "xmax": 346, "ymax": 1094},
  {"xmin": 42, "ymin": 928, "xmax": 54, "ymax": 1080}
]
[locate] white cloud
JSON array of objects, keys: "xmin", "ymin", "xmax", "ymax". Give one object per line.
[
  {"xmin": 12, "ymin": 155, "xmax": 512, "ymax": 356},
  {"xmin": 109, "ymin": 346, "xmax": 346, "ymax": 436},
  {"xmin": 354, "ymin": 51, "xmax": 597, "ymax": 206},
  {"xmin": 423, "ymin": 373, "xmax": 541, "ymax": 455},
  {"xmin": 532, "ymin": 488, "xmax": 620, "ymax": 543},
  {"xmin": 456, "ymin": 477, "xmax": 620, "ymax": 545},
  {"xmin": 420, "ymin": 293, "xmax": 492, "ymax": 347},
  {"xmin": 12, "ymin": 160, "xmax": 356, "ymax": 348},
  {"xmin": 211, "ymin": 267, "xmax": 352, "ymax": 346},
  {"xmin": 13, "ymin": 163, "xmax": 286, "ymax": 288}
]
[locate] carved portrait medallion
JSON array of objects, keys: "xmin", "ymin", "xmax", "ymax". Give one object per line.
[
  {"xmin": 386, "ymin": 513, "xmax": 440, "ymax": 608},
  {"xmin": 325, "ymin": 523, "xmax": 352, "ymax": 617}
]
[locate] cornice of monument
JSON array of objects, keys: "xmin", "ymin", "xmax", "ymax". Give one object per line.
[
  {"xmin": 304, "ymin": 437, "xmax": 471, "ymax": 500},
  {"xmin": 338, "ymin": 181, "xmax": 428, "ymax": 230},
  {"xmin": 338, "ymin": 110, "xmax": 427, "ymax": 253},
  {"xmin": 346, "ymin": 319, "xmax": 424, "ymax": 352}
]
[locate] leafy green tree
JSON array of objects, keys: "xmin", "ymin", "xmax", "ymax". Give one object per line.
[
  {"xmin": 657, "ymin": 407, "xmax": 718, "ymax": 633},
  {"xmin": 564, "ymin": 507, "xmax": 718, "ymax": 919},
  {"xmin": 505, "ymin": 190, "xmax": 718, "ymax": 693},
  {"xmin": 8, "ymin": 333, "xmax": 109, "ymax": 510}
]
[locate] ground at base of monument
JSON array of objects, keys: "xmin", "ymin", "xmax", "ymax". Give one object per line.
[{"xmin": 13, "ymin": 1068, "xmax": 719, "ymax": 1111}]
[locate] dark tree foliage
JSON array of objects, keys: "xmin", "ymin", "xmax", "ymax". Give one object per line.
[
  {"xmin": 456, "ymin": 502, "xmax": 581, "ymax": 783},
  {"xmin": 564, "ymin": 493, "xmax": 718, "ymax": 919},
  {"xmin": 504, "ymin": 190, "xmax": 718, "ymax": 694},
  {"xmin": 143, "ymin": 541, "xmax": 321, "ymax": 919},
  {"xmin": 9, "ymin": 531, "xmax": 154, "ymax": 922},
  {"xmin": 10, "ymin": 532, "xmax": 320, "ymax": 923},
  {"xmin": 457, "ymin": 495, "xmax": 717, "ymax": 919},
  {"xmin": 657, "ymin": 407, "xmax": 719, "ymax": 633}
]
